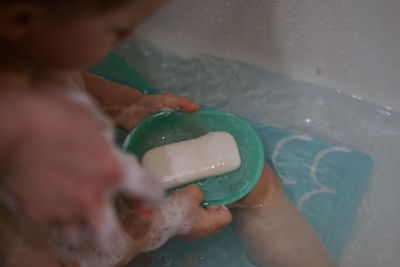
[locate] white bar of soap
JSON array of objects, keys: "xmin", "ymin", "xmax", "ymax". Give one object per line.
[{"xmin": 142, "ymin": 132, "xmax": 241, "ymax": 189}]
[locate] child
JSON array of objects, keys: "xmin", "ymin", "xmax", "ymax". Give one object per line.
[
  {"xmin": 0, "ymin": 0, "xmax": 337, "ymax": 266},
  {"xmin": 0, "ymin": 0, "xmax": 231, "ymax": 266}
]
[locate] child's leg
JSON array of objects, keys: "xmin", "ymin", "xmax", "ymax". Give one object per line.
[{"xmin": 233, "ymin": 164, "xmax": 338, "ymax": 267}]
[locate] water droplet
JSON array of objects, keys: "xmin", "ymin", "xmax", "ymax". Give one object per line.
[
  {"xmin": 378, "ymin": 108, "xmax": 392, "ymax": 116},
  {"xmin": 315, "ymin": 61, "xmax": 324, "ymax": 76},
  {"xmin": 384, "ymin": 105, "xmax": 393, "ymax": 111}
]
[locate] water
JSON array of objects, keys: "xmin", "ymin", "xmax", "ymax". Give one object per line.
[{"xmin": 116, "ymin": 38, "xmax": 400, "ymax": 267}]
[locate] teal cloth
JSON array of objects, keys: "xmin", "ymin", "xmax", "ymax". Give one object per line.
[{"xmin": 90, "ymin": 54, "xmax": 373, "ymax": 265}]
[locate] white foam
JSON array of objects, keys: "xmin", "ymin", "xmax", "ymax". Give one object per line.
[
  {"xmin": 141, "ymin": 189, "xmax": 193, "ymax": 252},
  {"xmin": 50, "ymin": 90, "xmax": 165, "ymax": 267},
  {"xmin": 115, "ymin": 149, "xmax": 164, "ymax": 207}
]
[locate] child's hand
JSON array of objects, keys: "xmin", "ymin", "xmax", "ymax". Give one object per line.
[
  {"xmin": 175, "ymin": 185, "xmax": 233, "ymax": 241},
  {"xmin": 115, "ymin": 93, "xmax": 200, "ymax": 131},
  {"xmin": 120, "ymin": 185, "xmax": 232, "ymax": 263},
  {"xmin": 82, "ymin": 73, "xmax": 199, "ymax": 132},
  {"xmin": 0, "ymin": 92, "xmax": 122, "ymax": 231}
]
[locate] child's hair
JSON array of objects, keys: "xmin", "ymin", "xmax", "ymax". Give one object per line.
[{"xmin": 0, "ymin": 0, "xmax": 133, "ymax": 10}]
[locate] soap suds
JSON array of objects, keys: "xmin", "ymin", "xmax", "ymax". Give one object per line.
[
  {"xmin": 141, "ymin": 190, "xmax": 193, "ymax": 252},
  {"xmin": 49, "ymin": 90, "xmax": 165, "ymax": 267},
  {"xmin": 51, "ymin": 201, "xmax": 131, "ymax": 267}
]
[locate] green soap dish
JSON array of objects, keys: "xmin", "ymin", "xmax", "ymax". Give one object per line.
[{"xmin": 123, "ymin": 110, "xmax": 264, "ymax": 206}]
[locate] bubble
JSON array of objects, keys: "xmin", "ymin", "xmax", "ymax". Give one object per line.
[
  {"xmin": 141, "ymin": 190, "xmax": 193, "ymax": 252},
  {"xmin": 160, "ymin": 253, "xmax": 173, "ymax": 266}
]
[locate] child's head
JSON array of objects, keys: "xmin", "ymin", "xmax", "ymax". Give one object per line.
[{"xmin": 0, "ymin": 0, "xmax": 167, "ymax": 70}]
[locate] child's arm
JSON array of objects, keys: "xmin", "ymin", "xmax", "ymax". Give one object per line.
[
  {"xmin": 82, "ymin": 72, "xmax": 199, "ymax": 131},
  {"xmin": 81, "ymin": 71, "xmax": 144, "ymax": 116},
  {"xmin": 113, "ymin": 185, "xmax": 232, "ymax": 266},
  {"xmin": 232, "ymin": 164, "xmax": 338, "ymax": 267}
]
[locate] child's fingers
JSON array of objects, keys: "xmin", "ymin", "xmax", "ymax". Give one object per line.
[
  {"xmin": 174, "ymin": 185, "xmax": 232, "ymax": 241},
  {"xmin": 177, "ymin": 184, "xmax": 232, "ymax": 227},
  {"xmin": 179, "ymin": 205, "xmax": 232, "ymax": 241},
  {"xmin": 174, "ymin": 184, "xmax": 204, "ymax": 204},
  {"xmin": 158, "ymin": 93, "xmax": 200, "ymax": 113},
  {"xmin": 118, "ymin": 94, "xmax": 199, "ymax": 131},
  {"xmin": 202, "ymin": 205, "xmax": 232, "ymax": 232}
]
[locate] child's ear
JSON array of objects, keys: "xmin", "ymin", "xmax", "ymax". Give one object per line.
[{"xmin": 0, "ymin": 3, "xmax": 45, "ymax": 42}]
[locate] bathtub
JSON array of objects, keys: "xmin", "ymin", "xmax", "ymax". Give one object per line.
[{"xmin": 116, "ymin": 1, "xmax": 400, "ymax": 266}]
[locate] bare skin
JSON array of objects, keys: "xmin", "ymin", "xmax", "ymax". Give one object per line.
[
  {"xmin": 0, "ymin": 93, "xmax": 231, "ymax": 267},
  {"xmin": 233, "ymin": 164, "xmax": 338, "ymax": 267},
  {"xmin": 0, "ymin": 0, "xmax": 338, "ymax": 266},
  {"xmin": 0, "ymin": 0, "xmax": 231, "ymax": 266},
  {"xmin": 82, "ymin": 72, "xmax": 200, "ymax": 131}
]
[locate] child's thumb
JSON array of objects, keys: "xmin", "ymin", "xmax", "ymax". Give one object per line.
[{"xmin": 158, "ymin": 94, "xmax": 200, "ymax": 112}]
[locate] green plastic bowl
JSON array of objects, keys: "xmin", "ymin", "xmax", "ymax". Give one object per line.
[{"xmin": 123, "ymin": 110, "xmax": 264, "ymax": 206}]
